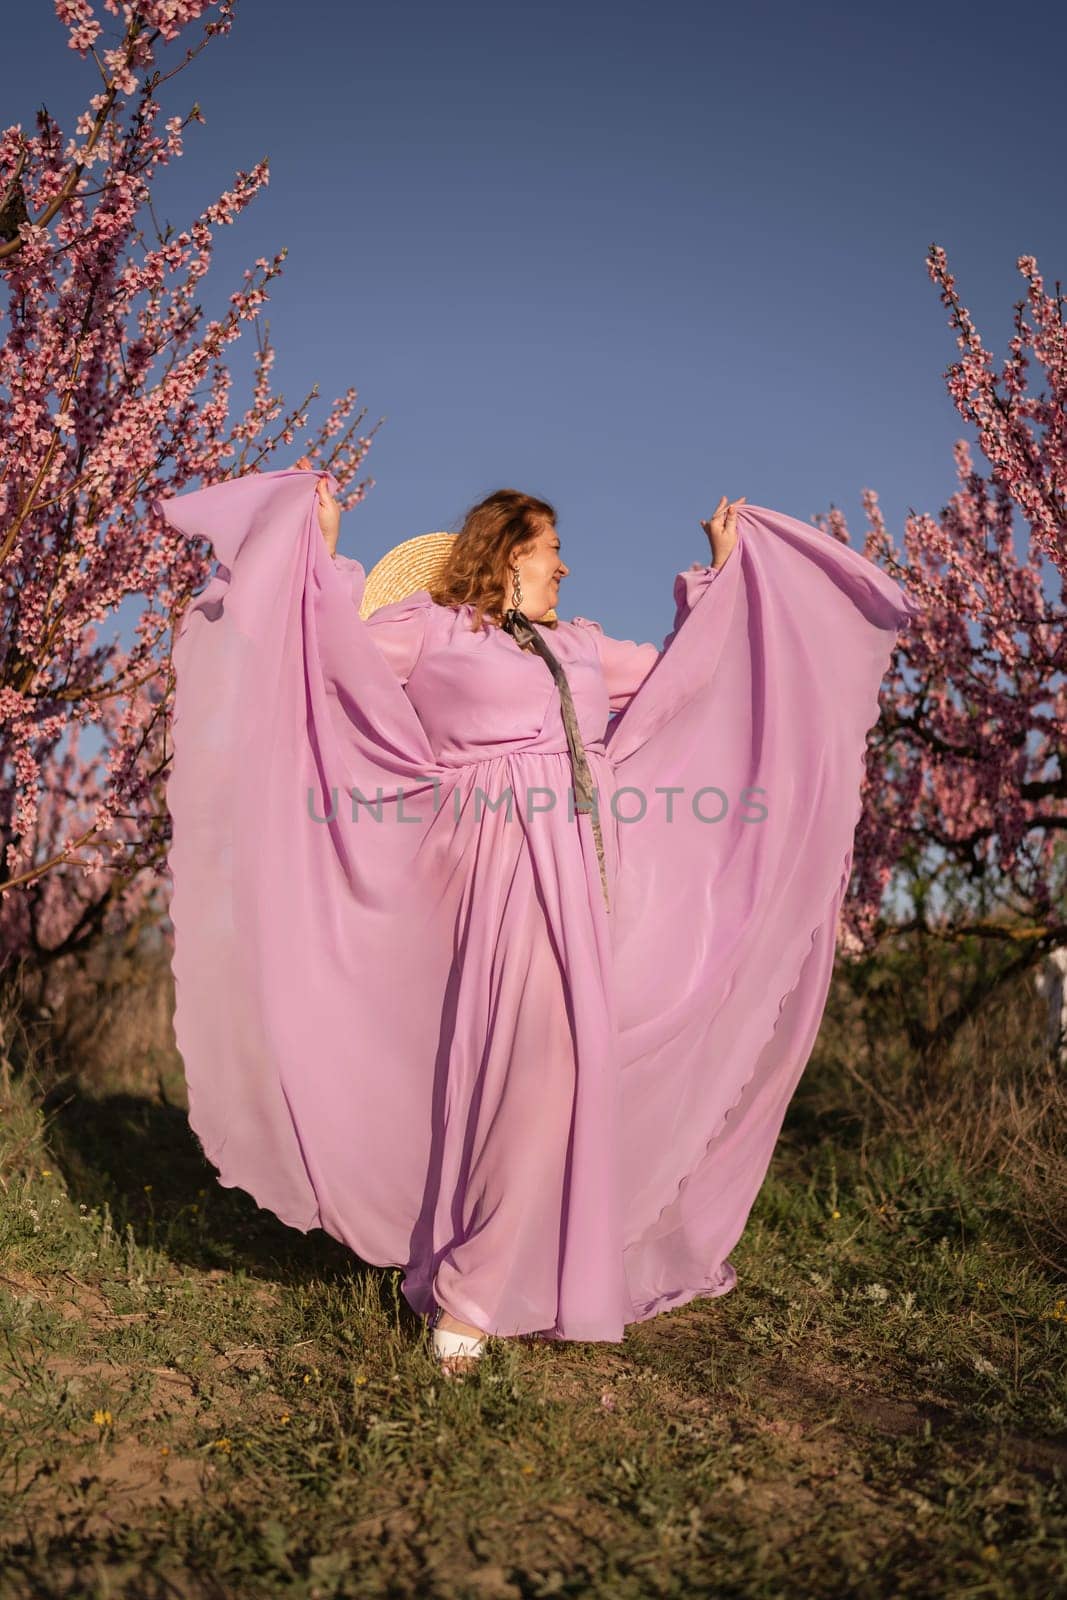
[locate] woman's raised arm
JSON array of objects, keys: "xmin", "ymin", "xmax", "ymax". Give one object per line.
[
  {"xmin": 572, "ymin": 547, "xmax": 733, "ymax": 714},
  {"xmin": 295, "ymin": 459, "xmax": 430, "ymax": 684},
  {"xmin": 570, "ymin": 618, "xmax": 660, "ymax": 714}
]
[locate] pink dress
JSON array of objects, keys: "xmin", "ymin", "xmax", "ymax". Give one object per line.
[{"xmin": 157, "ymin": 469, "xmax": 919, "ymax": 1341}]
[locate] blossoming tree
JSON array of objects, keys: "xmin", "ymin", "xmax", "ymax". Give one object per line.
[
  {"xmin": 0, "ymin": 1, "xmax": 373, "ymax": 977},
  {"xmin": 826, "ymin": 248, "xmax": 1067, "ymax": 1050}
]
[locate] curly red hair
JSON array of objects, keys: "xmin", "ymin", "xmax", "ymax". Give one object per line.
[{"xmin": 428, "ymin": 488, "xmax": 560, "ymax": 634}]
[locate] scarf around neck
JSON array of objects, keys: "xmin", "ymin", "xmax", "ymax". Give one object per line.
[{"xmin": 501, "ymin": 606, "xmax": 611, "ymax": 914}]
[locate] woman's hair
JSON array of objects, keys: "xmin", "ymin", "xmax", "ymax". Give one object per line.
[{"xmin": 428, "ymin": 488, "xmax": 560, "ymax": 633}]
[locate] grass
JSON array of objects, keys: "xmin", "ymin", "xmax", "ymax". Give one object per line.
[{"xmin": 0, "ymin": 940, "xmax": 1064, "ymax": 1599}]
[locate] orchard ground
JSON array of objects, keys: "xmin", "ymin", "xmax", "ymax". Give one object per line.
[{"xmin": 0, "ymin": 933, "xmax": 1064, "ymax": 1599}]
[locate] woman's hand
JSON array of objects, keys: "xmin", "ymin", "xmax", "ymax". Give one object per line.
[
  {"xmin": 701, "ymin": 495, "xmax": 746, "ymax": 570},
  {"xmin": 295, "ymin": 454, "xmax": 341, "ymax": 557}
]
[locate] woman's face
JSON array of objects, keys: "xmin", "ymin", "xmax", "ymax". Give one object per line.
[{"xmin": 510, "ymin": 520, "xmax": 570, "ymax": 620}]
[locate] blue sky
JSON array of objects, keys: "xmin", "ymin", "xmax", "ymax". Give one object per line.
[{"xmin": 5, "ymin": 0, "xmax": 1066, "ymax": 643}]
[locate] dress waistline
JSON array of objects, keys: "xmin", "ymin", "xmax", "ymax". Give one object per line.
[{"xmin": 439, "ymin": 741, "xmax": 609, "ymax": 770}]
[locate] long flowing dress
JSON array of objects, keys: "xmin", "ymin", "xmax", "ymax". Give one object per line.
[{"xmin": 157, "ymin": 468, "xmax": 920, "ymax": 1342}]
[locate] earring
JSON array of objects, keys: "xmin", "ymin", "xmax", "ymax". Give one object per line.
[{"xmin": 511, "ymin": 566, "xmax": 522, "ymax": 608}]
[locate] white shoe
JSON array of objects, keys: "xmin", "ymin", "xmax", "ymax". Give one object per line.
[{"xmin": 429, "ymin": 1305, "xmax": 487, "ymax": 1377}]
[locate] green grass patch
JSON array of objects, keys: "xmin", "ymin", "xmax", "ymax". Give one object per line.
[{"xmin": 1, "ymin": 945, "xmax": 1064, "ymax": 1598}]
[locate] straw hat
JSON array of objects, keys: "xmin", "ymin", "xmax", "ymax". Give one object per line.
[{"xmin": 358, "ymin": 530, "xmax": 558, "ymax": 624}]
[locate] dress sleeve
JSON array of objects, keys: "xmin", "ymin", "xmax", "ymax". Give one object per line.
[
  {"xmin": 332, "ymin": 553, "xmax": 430, "ymax": 687},
  {"xmin": 572, "ymin": 557, "xmax": 727, "ymax": 713},
  {"xmin": 570, "ymin": 620, "xmax": 660, "ymax": 714}
]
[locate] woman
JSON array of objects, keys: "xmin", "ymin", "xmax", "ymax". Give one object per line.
[{"xmin": 157, "ymin": 465, "xmax": 919, "ymax": 1379}]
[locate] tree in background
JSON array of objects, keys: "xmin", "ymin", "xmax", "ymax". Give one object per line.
[
  {"xmin": 0, "ymin": 1, "xmax": 373, "ymax": 984},
  {"xmin": 826, "ymin": 248, "xmax": 1066, "ymax": 1052}
]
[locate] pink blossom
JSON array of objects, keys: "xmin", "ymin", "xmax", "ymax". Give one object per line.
[
  {"xmin": 817, "ymin": 246, "xmax": 1066, "ymax": 966},
  {"xmin": 0, "ymin": 2, "xmax": 370, "ymax": 965}
]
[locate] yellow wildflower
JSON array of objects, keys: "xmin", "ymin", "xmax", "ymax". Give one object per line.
[{"xmin": 92, "ymin": 1409, "xmax": 112, "ymax": 1427}]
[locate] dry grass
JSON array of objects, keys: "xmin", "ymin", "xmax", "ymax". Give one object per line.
[{"xmin": 0, "ymin": 933, "xmax": 1064, "ymax": 1599}]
